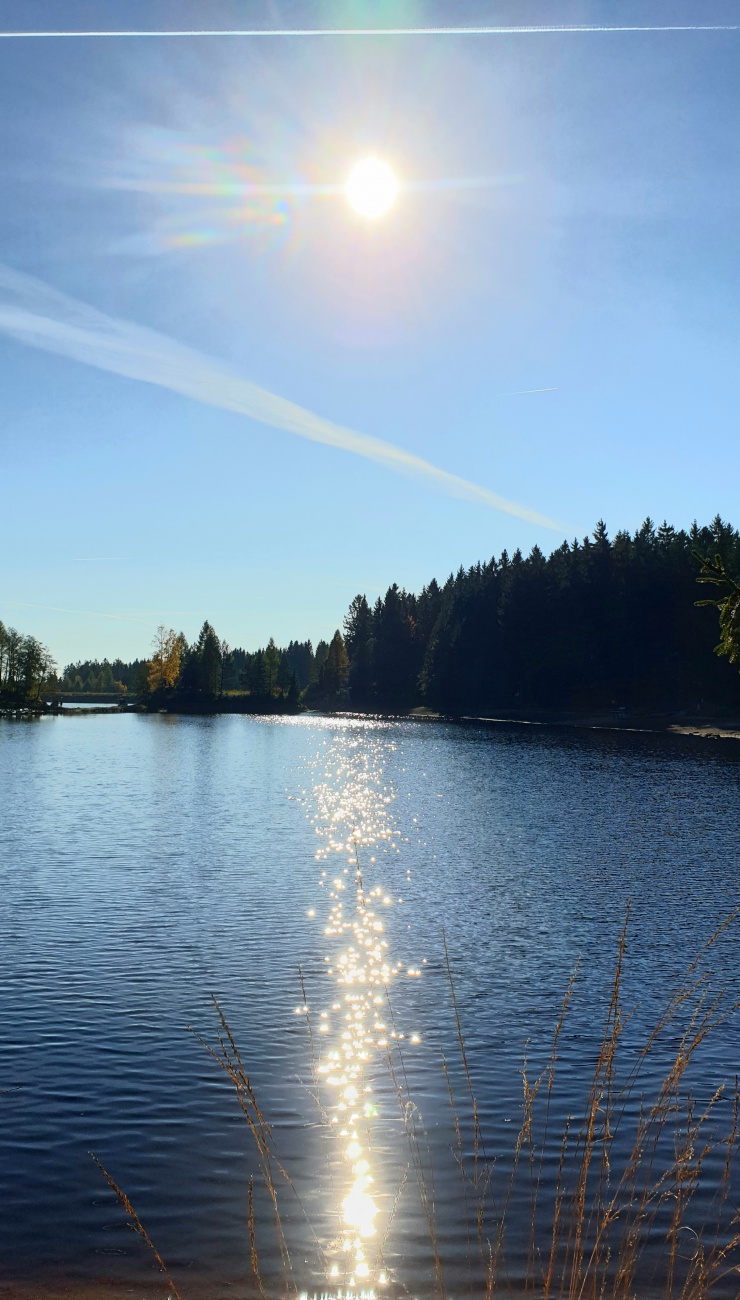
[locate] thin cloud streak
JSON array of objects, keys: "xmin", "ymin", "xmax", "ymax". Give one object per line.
[
  {"xmin": 6, "ymin": 600, "xmax": 202, "ymax": 622},
  {"xmin": 0, "ymin": 264, "xmax": 561, "ymax": 530},
  {"xmin": 505, "ymin": 387, "xmax": 558, "ymax": 396},
  {"xmin": 5, "ymin": 600, "xmax": 150, "ymax": 623},
  {"xmin": 0, "ymin": 26, "xmax": 738, "ymax": 37}
]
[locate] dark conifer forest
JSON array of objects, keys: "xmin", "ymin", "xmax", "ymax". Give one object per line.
[
  {"xmin": 343, "ymin": 516, "xmax": 740, "ymax": 714},
  {"xmin": 46, "ymin": 515, "xmax": 740, "ymax": 716}
]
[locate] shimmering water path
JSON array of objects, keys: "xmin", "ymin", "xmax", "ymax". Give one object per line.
[{"xmin": 1, "ymin": 715, "xmax": 740, "ymax": 1298}]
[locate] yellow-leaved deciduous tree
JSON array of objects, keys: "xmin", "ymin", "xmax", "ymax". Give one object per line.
[{"xmin": 147, "ymin": 626, "xmax": 181, "ymax": 693}]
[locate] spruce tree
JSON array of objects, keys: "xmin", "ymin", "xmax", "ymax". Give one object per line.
[
  {"xmin": 320, "ymin": 631, "xmax": 349, "ymax": 700},
  {"xmin": 344, "ymin": 595, "xmax": 374, "ymax": 704}
]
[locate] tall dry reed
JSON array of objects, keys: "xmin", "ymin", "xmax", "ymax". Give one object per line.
[{"xmin": 93, "ymin": 907, "xmax": 740, "ymax": 1300}]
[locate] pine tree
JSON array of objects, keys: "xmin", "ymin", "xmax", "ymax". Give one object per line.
[
  {"xmin": 286, "ymin": 670, "xmax": 300, "ymax": 710},
  {"xmin": 251, "ymin": 650, "xmax": 265, "ymax": 696},
  {"xmin": 263, "ymin": 638, "xmax": 280, "ymax": 696},
  {"xmin": 319, "ymin": 630, "xmax": 349, "ymax": 700},
  {"xmin": 312, "ymin": 640, "xmax": 330, "ymax": 683},
  {"xmin": 344, "ymin": 595, "xmax": 374, "ymax": 704},
  {"xmin": 195, "ymin": 621, "xmax": 222, "ymax": 697}
]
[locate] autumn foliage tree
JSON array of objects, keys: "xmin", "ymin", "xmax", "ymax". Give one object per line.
[{"xmin": 147, "ymin": 626, "xmax": 181, "ymax": 693}]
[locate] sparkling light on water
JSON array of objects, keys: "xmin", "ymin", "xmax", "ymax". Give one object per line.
[{"xmin": 298, "ymin": 721, "xmax": 423, "ymax": 1291}]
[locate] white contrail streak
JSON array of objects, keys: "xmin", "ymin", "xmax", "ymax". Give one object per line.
[
  {"xmin": 0, "ymin": 264, "xmax": 560, "ymax": 530},
  {"xmin": 5, "ymin": 600, "xmax": 150, "ymax": 623},
  {"xmin": 506, "ymin": 387, "xmax": 558, "ymax": 395},
  {"xmin": 0, "ymin": 25, "xmax": 738, "ymax": 37}
]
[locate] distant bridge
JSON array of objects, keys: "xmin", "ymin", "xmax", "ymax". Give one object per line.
[{"xmin": 54, "ymin": 693, "xmax": 127, "ymax": 705}]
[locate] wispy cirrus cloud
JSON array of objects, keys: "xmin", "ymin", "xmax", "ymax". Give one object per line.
[
  {"xmin": 0, "ymin": 263, "xmax": 561, "ymax": 529},
  {"xmin": 4, "ymin": 600, "xmax": 150, "ymax": 623},
  {"xmin": 0, "ymin": 25, "xmax": 737, "ymax": 37}
]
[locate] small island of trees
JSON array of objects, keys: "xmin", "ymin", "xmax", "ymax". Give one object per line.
[{"xmin": 0, "ymin": 622, "xmax": 56, "ymax": 709}]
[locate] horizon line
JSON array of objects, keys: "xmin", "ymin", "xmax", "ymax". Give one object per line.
[{"xmin": 0, "ymin": 25, "xmax": 739, "ymax": 39}]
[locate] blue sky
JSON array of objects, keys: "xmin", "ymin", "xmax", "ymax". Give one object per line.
[{"xmin": 2, "ymin": 0, "xmax": 740, "ymax": 667}]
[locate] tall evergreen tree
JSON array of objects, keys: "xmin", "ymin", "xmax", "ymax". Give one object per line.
[
  {"xmin": 195, "ymin": 621, "xmax": 222, "ymax": 697},
  {"xmin": 373, "ymin": 584, "xmax": 418, "ymax": 708},
  {"xmin": 263, "ymin": 638, "xmax": 280, "ymax": 696},
  {"xmin": 344, "ymin": 595, "xmax": 374, "ymax": 704},
  {"xmin": 319, "ymin": 630, "xmax": 349, "ymax": 700}
]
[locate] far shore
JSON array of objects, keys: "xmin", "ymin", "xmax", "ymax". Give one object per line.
[
  {"xmin": 4, "ymin": 700, "xmax": 740, "ymax": 743},
  {"xmin": 411, "ymin": 705, "xmax": 740, "ymax": 742},
  {"xmin": 456, "ymin": 710, "xmax": 740, "ymax": 743}
]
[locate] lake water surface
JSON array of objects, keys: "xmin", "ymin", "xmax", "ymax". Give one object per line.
[{"xmin": 1, "ymin": 714, "xmax": 740, "ymax": 1299}]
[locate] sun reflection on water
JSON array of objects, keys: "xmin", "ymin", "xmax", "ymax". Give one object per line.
[{"xmin": 297, "ymin": 721, "xmax": 422, "ymax": 1292}]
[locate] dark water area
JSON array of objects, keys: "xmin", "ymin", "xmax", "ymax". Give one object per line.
[{"xmin": 1, "ymin": 714, "xmax": 740, "ymax": 1299}]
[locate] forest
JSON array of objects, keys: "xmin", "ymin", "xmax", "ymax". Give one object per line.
[
  {"xmin": 344, "ymin": 514, "xmax": 740, "ymax": 715},
  {"xmin": 3, "ymin": 515, "xmax": 739, "ymax": 715},
  {"xmin": 59, "ymin": 628, "xmax": 341, "ymax": 710},
  {"xmin": 49, "ymin": 514, "xmax": 740, "ymax": 717}
]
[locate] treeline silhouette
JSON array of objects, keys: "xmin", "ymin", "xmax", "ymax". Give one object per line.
[
  {"xmin": 343, "ymin": 516, "xmax": 740, "ymax": 714},
  {"xmin": 62, "ymin": 624, "xmax": 348, "ymax": 711},
  {"xmin": 60, "ymin": 515, "xmax": 740, "ymax": 717}
]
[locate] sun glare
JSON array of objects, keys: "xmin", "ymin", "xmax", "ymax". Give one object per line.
[{"xmin": 345, "ymin": 158, "xmax": 399, "ymax": 219}]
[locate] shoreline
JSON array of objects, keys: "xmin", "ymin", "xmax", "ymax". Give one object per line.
[
  {"xmin": 405, "ymin": 704, "xmax": 740, "ymax": 742},
  {"xmin": 4, "ymin": 703, "xmax": 740, "ymax": 742},
  {"xmin": 454, "ymin": 711, "xmax": 740, "ymax": 742}
]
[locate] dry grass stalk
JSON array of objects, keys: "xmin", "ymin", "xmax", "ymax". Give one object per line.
[
  {"xmin": 89, "ymin": 1153, "xmax": 183, "ymax": 1300},
  {"xmin": 92, "ymin": 907, "xmax": 740, "ymax": 1300},
  {"xmin": 385, "ymin": 999, "xmax": 446, "ymax": 1300},
  {"xmin": 248, "ymin": 1173, "xmax": 267, "ymax": 1300},
  {"xmin": 187, "ymin": 996, "xmax": 297, "ymax": 1295},
  {"xmin": 432, "ymin": 906, "xmax": 740, "ymax": 1300},
  {"xmin": 441, "ymin": 1045, "xmax": 473, "ymax": 1264}
]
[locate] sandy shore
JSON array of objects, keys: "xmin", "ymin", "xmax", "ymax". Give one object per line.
[
  {"xmin": 451, "ymin": 711, "xmax": 740, "ymax": 743},
  {"xmin": 666, "ymin": 722, "xmax": 740, "ymax": 740}
]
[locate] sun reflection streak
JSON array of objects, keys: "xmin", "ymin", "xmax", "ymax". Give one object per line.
[{"xmin": 298, "ymin": 722, "xmax": 424, "ymax": 1291}]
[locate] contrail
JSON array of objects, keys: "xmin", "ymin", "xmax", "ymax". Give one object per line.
[
  {"xmin": 0, "ymin": 264, "xmax": 561, "ymax": 530},
  {"xmin": 505, "ymin": 387, "xmax": 558, "ymax": 396},
  {"xmin": 0, "ymin": 25, "xmax": 738, "ymax": 38},
  {"xmin": 5, "ymin": 600, "xmax": 150, "ymax": 623}
]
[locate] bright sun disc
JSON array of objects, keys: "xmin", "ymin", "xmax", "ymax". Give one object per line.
[{"xmin": 346, "ymin": 158, "xmax": 398, "ymax": 219}]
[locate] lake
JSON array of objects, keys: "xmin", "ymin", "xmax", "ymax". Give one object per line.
[{"xmin": 1, "ymin": 713, "xmax": 740, "ymax": 1300}]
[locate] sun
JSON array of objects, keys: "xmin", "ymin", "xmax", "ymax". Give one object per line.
[{"xmin": 345, "ymin": 158, "xmax": 399, "ymax": 220}]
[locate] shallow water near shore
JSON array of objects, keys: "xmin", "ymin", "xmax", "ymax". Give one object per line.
[{"xmin": 1, "ymin": 713, "xmax": 740, "ymax": 1298}]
